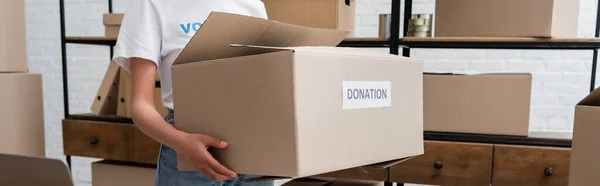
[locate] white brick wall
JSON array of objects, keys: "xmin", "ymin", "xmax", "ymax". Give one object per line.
[{"xmin": 22, "ymin": 0, "xmax": 598, "ymax": 185}]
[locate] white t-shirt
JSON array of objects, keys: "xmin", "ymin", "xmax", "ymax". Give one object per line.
[{"xmin": 113, "ymin": 0, "xmax": 268, "ymax": 109}]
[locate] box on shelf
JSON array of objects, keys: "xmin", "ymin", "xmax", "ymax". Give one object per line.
[
  {"xmin": 0, "ymin": 0, "xmax": 28, "ymax": 72},
  {"xmin": 90, "ymin": 61, "xmax": 167, "ymax": 118},
  {"xmin": 91, "ymin": 61, "xmax": 120, "ymax": 116},
  {"xmin": 435, "ymin": 0, "xmax": 579, "ymax": 37},
  {"xmin": 423, "ymin": 73, "xmax": 532, "ymax": 136},
  {"xmin": 92, "ymin": 161, "xmax": 155, "ymax": 186},
  {"xmin": 262, "ymin": 0, "xmax": 356, "ymax": 37},
  {"xmin": 172, "ymin": 12, "xmax": 424, "ymax": 178},
  {"xmin": 117, "ymin": 67, "xmax": 168, "ymax": 118},
  {"xmin": 0, "ymin": 73, "xmax": 45, "ymax": 157},
  {"xmin": 103, "ymin": 13, "xmax": 124, "ymax": 38},
  {"xmin": 569, "ymin": 88, "xmax": 600, "ymax": 186}
]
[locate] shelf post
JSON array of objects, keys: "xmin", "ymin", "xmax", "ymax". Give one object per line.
[
  {"xmin": 591, "ymin": 1, "xmax": 600, "ymax": 92},
  {"xmin": 108, "ymin": 0, "xmax": 113, "ymax": 13},
  {"xmin": 401, "ymin": 0, "xmax": 412, "ymax": 57},
  {"xmin": 389, "ymin": 0, "xmax": 401, "ymax": 55},
  {"xmin": 59, "ymin": 0, "xmax": 70, "ymax": 118}
]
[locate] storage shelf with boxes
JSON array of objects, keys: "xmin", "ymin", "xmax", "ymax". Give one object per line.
[
  {"xmin": 0, "ymin": 0, "xmax": 46, "ymax": 158},
  {"xmin": 58, "ymin": 0, "xmax": 600, "ymax": 185}
]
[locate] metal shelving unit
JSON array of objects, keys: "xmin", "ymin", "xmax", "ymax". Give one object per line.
[{"xmin": 59, "ymin": 0, "xmax": 600, "ymax": 185}]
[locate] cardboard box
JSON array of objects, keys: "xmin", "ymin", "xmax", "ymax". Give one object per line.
[
  {"xmin": 262, "ymin": 0, "xmax": 356, "ymax": 37},
  {"xmin": 0, "ymin": 0, "xmax": 28, "ymax": 72},
  {"xmin": 91, "ymin": 61, "xmax": 120, "ymax": 116},
  {"xmin": 172, "ymin": 12, "xmax": 424, "ymax": 178},
  {"xmin": 568, "ymin": 88, "xmax": 600, "ymax": 186},
  {"xmin": 103, "ymin": 13, "xmax": 124, "ymax": 38},
  {"xmin": 116, "ymin": 68, "xmax": 168, "ymax": 118},
  {"xmin": 92, "ymin": 161, "xmax": 155, "ymax": 186},
  {"xmin": 435, "ymin": 0, "xmax": 579, "ymax": 37},
  {"xmin": 424, "ymin": 73, "xmax": 532, "ymax": 136},
  {"xmin": 283, "ymin": 178, "xmax": 384, "ymax": 186},
  {"xmin": 0, "ymin": 73, "xmax": 45, "ymax": 157}
]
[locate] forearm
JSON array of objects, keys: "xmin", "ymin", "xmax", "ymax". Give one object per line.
[{"xmin": 130, "ymin": 102, "xmax": 188, "ymax": 152}]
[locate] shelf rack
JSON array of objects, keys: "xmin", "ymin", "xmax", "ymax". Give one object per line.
[{"xmin": 59, "ymin": 0, "xmax": 599, "ymax": 185}]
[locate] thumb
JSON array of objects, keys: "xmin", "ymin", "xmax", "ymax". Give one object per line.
[{"xmin": 201, "ymin": 135, "xmax": 228, "ymax": 148}]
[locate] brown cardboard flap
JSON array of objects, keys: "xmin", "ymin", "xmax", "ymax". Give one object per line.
[
  {"xmin": 231, "ymin": 44, "xmax": 412, "ymax": 60},
  {"xmin": 172, "ymin": 12, "xmax": 349, "ymax": 65},
  {"xmin": 237, "ymin": 176, "xmax": 291, "ymax": 183},
  {"xmin": 364, "ymin": 157, "xmax": 414, "ymax": 169},
  {"xmin": 103, "ymin": 13, "xmax": 124, "ymax": 26},
  {"xmin": 91, "ymin": 61, "xmax": 120, "ymax": 116},
  {"xmin": 578, "ymin": 87, "xmax": 600, "ymax": 106}
]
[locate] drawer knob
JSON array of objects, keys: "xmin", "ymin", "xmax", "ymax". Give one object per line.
[
  {"xmin": 89, "ymin": 137, "xmax": 99, "ymax": 145},
  {"xmin": 544, "ymin": 167, "xmax": 554, "ymax": 176},
  {"xmin": 434, "ymin": 161, "xmax": 443, "ymax": 169}
]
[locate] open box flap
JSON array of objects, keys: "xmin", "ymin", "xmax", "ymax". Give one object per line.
[
  {"xmin": 362, "ymin": 157, "xmax": 414, "ymax": 169},
  {"xmin": 229, "ymin": 44, "xmax": 416, "ymax": 60},
  {"xmin": 173, "ymin": 12, "xmax": 349, "ymax": 65},
  {"xmin": 578, "ymin": 87, "xmax": 600, "ymax": 106}
]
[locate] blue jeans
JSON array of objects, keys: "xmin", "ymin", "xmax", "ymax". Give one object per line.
[{"xmin": 154, "ymin": 109, "xmax": 274, "ymax": 186}]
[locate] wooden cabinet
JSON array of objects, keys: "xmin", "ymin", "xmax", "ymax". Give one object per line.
[
  {"xmin": 388, "ymin": 141, "xmax": 493, "ymax": 186},
  {"xmin": 63, "ymin": 119, "xmax": 160, "ymax": 164},
  {"xmin": 63, "ymin": 119, "xmax": 574, "ymax": 186},
  {"xmin": 492, "ymin": 144, "xmax": 571, "ymax": 186},
  {"xmin": 316, "ymin": 166, "xmax": 387, "ymax": 181}
]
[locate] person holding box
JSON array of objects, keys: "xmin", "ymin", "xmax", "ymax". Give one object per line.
[{"xmin": 112, "ymin": 0, "xmax": 272, "ymax": 185}]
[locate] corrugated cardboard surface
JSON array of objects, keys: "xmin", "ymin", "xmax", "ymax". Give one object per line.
[
  {"xmin": 116, "ymin": 69, "xmax": 167, "ymax": 118},
  {"xmin": 91, "ymin": 61, "xmax": 120, "ymax": 116},
  {"xmin": 262, "ymin": 0, "xmax": 355, "ymax": 36},
  {"xmin": 569, "ymin": 88, "xmax": 600, "ymax": 186},
  {"xmin": 117, "ymin": 68, "xmax": 131, "ymax": 118},
  {"xmin": 103, "ymin": 13, "xmax": 123, "ymax": 38},
  {"xmin": 0, "ymin": 0, "xmax": 28, "ymax": 72},
  {"xmin": 103, "ymin": 13, "xmax": 124, "ymax": 26},
  {"xmin": 0, "ymin": 73, "xmax": 45, "ymax": 157},
  {"xmin": 172, "ymin": 12, "xmax": 423, "ymax": 178},
  {"xmin": 92, "ymin": 161, "xmax": 155, "ymax": 186},
  {"xmin": 434, "ymin": 0, "xmax": 579, "ymax": 37},
  {"xmin": 424, "ymin": 73, "xmax": 532, "ymax": 136},
  {"xmin": 105, "ymin": 26, "xmax": 120, "ymax": 38}
]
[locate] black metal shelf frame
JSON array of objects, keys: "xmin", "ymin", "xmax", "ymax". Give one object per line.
[{"xmin": 58, "ymin": 0, "xmax": 597, "ymax": 184}]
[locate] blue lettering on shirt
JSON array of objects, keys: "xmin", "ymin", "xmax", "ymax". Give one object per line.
[{"xmin": 180, "ymin": 22, "xmax": 203, "ymax": 34}]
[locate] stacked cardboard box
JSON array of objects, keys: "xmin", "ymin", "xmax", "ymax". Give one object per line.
[
  {"xmin": 568, "ymin": 88, "xmax": 600, "ymax": 186},
  {"xmin": 0, "ymin": 0, "xmax": 45, "ymax": 157},
  {"xmin": 434, "ymin": 0, "xmax": 579, "ymax": 37},
  {"xmin": 423, "ymin": 73, "xmax": 532, "ymax": 136},
  {"xmin": 103, "ymin": 13, "xmax": 124, "ymax": 38},
  {"xmin": 92, "ymin": 161, "xmax": 155, "ymax": 186},
  {"xmin": 91, "ymin": 61, "xmax": 167, "ymax": 118},
  {"xmin": 262, "ymin": 0, "xmax": 356, "ymax": 37}
]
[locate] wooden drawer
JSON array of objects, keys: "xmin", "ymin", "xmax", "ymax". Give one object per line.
[
  {"xmin": 492, "ymin": 145, "xmax": 570, "ymax": 186},
  {"xmin": 63, "ymin": 119, "xmax": 160, "ymax": 164},
  {"xmin": 315, "ymin": 166, "xmax": 387, "ymax": 181},
  {"xmin": 389, "ymin": 141, "xmax": 493, "ymax": 186},
  {"xmin": 132, "ymin": 126, "xmax": 161, "ymax": 164}
]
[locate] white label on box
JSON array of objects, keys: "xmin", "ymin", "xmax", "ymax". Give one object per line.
[{"xmin": 342, "ymin": 81, "xmax": 392, "ymax": 109}]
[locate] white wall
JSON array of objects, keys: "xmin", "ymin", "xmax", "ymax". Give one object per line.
[{"xmin": 23, "ymin": 0, "xmax": 598, "ymax": 185}]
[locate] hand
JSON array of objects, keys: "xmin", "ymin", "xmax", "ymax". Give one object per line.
[{"xmin": 178, "ymin": 133, "xmax": 238, "ymax": 181}]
